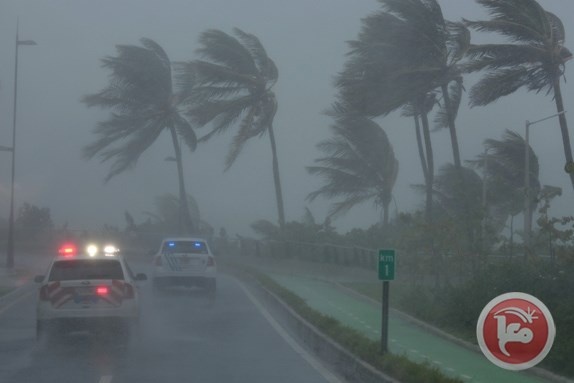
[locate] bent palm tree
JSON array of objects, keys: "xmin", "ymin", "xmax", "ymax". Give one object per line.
[
  {"xmin": 465, "ymin": 0, "xmax": 574, "ymax": 190},
  {"xmin": 83, "ymin": 38, "xmax": 197, "ymax": 234},
  {"xmin": 178, "ymin": 28, "xmax": 285, "ymax": 229},
  {"xmin": 307, "ymin": 106, "xmax": 398, "ymax": 225},
  {"xmin": 469, "ymin": 130, "xmax": 541, "ymax": 252},
  {"xmin": 338, "ymin": 0, "xmax": 469, "ymax": 169}
]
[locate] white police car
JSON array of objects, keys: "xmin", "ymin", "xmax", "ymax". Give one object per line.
[
  {"xmin": 151, "ymin": 237, "xmax": 217, "ymax": 293},
  {"xmin": 34, "ymin": 243, "xmax": 147, "ymax": 342}
]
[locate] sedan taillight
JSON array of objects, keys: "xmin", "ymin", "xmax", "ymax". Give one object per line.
[{"xmin": 207, "ymin": 256, "xmax": 216, "ymax": 267}]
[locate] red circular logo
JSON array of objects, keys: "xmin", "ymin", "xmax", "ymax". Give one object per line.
[{"xmin": 476, "ymin": 292, "xmax": 555, "ymax": 370}]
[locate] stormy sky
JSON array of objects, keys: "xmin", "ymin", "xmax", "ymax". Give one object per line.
[{"xmin": 0, "ymin": 0, "xmax": 573, "ymax": 238}]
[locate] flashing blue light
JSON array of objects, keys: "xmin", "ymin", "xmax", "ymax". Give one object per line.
[
  {"xmin": 168, "ymin": 242, "xmax": 176, "ymax": 247},
  {"xmin": 194, "ymin": 242, "xmax": 202, "ymax": 247}
]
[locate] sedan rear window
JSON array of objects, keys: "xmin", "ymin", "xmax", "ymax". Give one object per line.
[
  {"xmin": 161, "ymin": 241, "xmax": 208, "ymax": 254},
  {"xmin": 49, "ymin": 260, "xmax": 124, "ymax": 281}
]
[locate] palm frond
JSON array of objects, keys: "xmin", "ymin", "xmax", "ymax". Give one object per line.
[
  {"xmin": 90, "ymin": 118, "xmax": 165, "ymax": 182},
  {"xmin": 471, "ymin": 0, "xmax": 549, "ymax": 42},
  {"xmin": 447, "ymin": 21, "xmax": 470, "ymax": 64},
  {"xmin": 233, "ymin": 28, "xmax": 278, "ymax": 83},
  {"xmin": 174, "ymin": 114, "xmax": 197, "ymax": 152},
  {"xmin": 224, "ymin": 106, "xmax": 258, "ymax": 169},
  {"xmin": 469, "ymin": 67, "xmax": 531, "ymax": 106},
  {"xmin": 434, "ymin": 78, "xmax": 462, "ymax": 130},
  {"xmin": 196, "ymin": 29, "xmax": 259, "ymax": 76}
]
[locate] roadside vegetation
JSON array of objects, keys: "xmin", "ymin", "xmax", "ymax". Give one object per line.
[{"xmin": 232, "ymin": 265, "xmax": 463, "ymax": 383}]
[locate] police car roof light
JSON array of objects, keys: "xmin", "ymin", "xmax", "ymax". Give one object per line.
[{"xmin": 58, "ymin": 243, "xmax": 77, "ymax": 257}]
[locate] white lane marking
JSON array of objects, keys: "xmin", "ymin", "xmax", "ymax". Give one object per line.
[
  {"xmin": 0, "ymin": 290, "xmax": 34, "ymax": 316},
  {"xmin": 236, "ymin": 280, "xmax": 344, "ymax": 383},
  {"xmin": 99, "ymin": 376, "xmax": 113, "ymax": 383}
]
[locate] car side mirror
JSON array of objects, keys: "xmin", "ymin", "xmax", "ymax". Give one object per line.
[
  {"xmin": 135, "ymin": 273, "xmax": 147, "ymax": 281},
  {"xmin": 34, "ymin": 275, "xmax": 45, "ymax": 283}
]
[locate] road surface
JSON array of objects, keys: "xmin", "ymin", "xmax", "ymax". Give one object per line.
[{"xmin": 0, "ymin": 269, "xmax": 341, "ymax": 383}]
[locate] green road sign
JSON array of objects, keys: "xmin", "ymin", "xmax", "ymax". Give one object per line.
[{"xmin": 378, "ymin": 249, "xmax": 395, "ymax": 280}]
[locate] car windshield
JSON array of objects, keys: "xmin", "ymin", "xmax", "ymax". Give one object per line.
[
  {"xmin": 161, "ymin": 241, "xmax": 208, "ymax": 255},
  {"xmin": 48, "ymin": 260, "xmax": 124, "ymax": 281}
]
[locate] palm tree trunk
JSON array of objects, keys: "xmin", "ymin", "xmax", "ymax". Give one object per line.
[
  {"xmin": 169, "ymin": 127, "xmax": 194, "ymax": 235},
  {"xmin": 441, "ymin": 83, "xmax": 461, "ymax": 168},
  {"xmin": 420, "ymin": 109, "xmax": 434, "ymax": 223},
  {"xmin": 443, "ymin": 83, "xmax": 475, "ymax": 255},
  {"xmin": 552, "ymin": 77, "xmax": 574, "ymax": 191},
  {"xmin": 414, "ymin": 115, "xmax": 429, "ymax": 184},
  {"xmin": 267, "ymin": 123, "xmax": 286, "ymax": 230},
  {"xmin": 383, "ymin": 201, "xmax": 390, "ymax": 226}
]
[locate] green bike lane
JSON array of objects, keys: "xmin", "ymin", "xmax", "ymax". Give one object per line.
[{"xmin": 270, "ymin": 273, "xmax": 548, "ymax": 383}]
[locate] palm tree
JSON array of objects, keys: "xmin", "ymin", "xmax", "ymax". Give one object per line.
[
  {"xmin": 469, "ymin": 130, "xmax": 541, "ymax": 253},
  {"xmin": 307, "ymin": 106, "xmax": 398, "ymax": 225},
  {"xmin": 337, "ymin": 0, "xmax": 470, "ymax": 170},
  {"xmin": 83, "ymin": 38, "xmax": 197, "ymax": 234},
  {"xmin": 177, "ymin": 28, "xmax": 285, "ymax": 229},
  {"xmin": 465, "ymin": 0, "xmax": 574, "ymax": 190}
]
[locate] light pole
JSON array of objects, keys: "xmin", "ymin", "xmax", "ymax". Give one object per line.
[
  {"xmin": 5, "ymin": 19, "xmax": 37, "ymax": 269},
  {"xmin": 481, "ymin": 147, "xmax": 489, "ymax": 254},
  {"xmin": 523, "ymin": 110, "xmax": 566, "ymax": 258}
]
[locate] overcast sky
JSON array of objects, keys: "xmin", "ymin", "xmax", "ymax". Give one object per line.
[{"xmin": 0, "ymin": 0, "xmax": 573, "ymax": 238}]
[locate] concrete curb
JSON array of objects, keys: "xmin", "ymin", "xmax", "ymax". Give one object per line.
[
  {"xmin": 333, "ymin": 281, "xmax": 574, "ymax": 383},
  {"xmin": 240, "ymin": 273, "xmax": 402, "ymax": 383}
]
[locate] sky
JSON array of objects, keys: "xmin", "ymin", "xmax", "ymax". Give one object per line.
[{"xmin": 0, "ymin": 0, "xmax": 573, "ymax": 239}]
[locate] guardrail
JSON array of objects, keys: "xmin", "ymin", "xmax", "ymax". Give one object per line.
[{"xmin": 232, "ymin": 237, "xmax": 562, "ymax": 284}]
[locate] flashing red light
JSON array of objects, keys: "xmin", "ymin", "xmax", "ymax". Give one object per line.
[
  {"xmin": 58, "ymin": 243, "xmax": 77, "ymax": 257},
  {"xmin": 96, "ymin": 286, "xmax": 109, "ymax": 296}
]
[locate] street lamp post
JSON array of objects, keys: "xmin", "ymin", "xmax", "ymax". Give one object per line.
[
  {"xmin": 523, "ymin": 110, "xmax": 566, "ymax": 258},
  {"xmin": 5, "ymin": 19, "xmax": 36, "ymax": 269}
]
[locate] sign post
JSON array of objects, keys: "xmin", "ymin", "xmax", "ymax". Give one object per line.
[{"xmin": 378, "ymin": 249, "xmax": 395, "ymax": 354}]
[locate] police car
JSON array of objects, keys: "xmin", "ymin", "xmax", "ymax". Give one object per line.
[
  {"xmin": 151, "ymin": 237, "xmax": 217, "ymax": 293},
  {"xmin": 34, "ymin": 243, "xmax": 147, "ymax": 342}
]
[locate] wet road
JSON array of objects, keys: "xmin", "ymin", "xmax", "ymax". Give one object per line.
[{"xmin": 0, "ymin": 270, "xmax": 339, "ymax": 383}]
